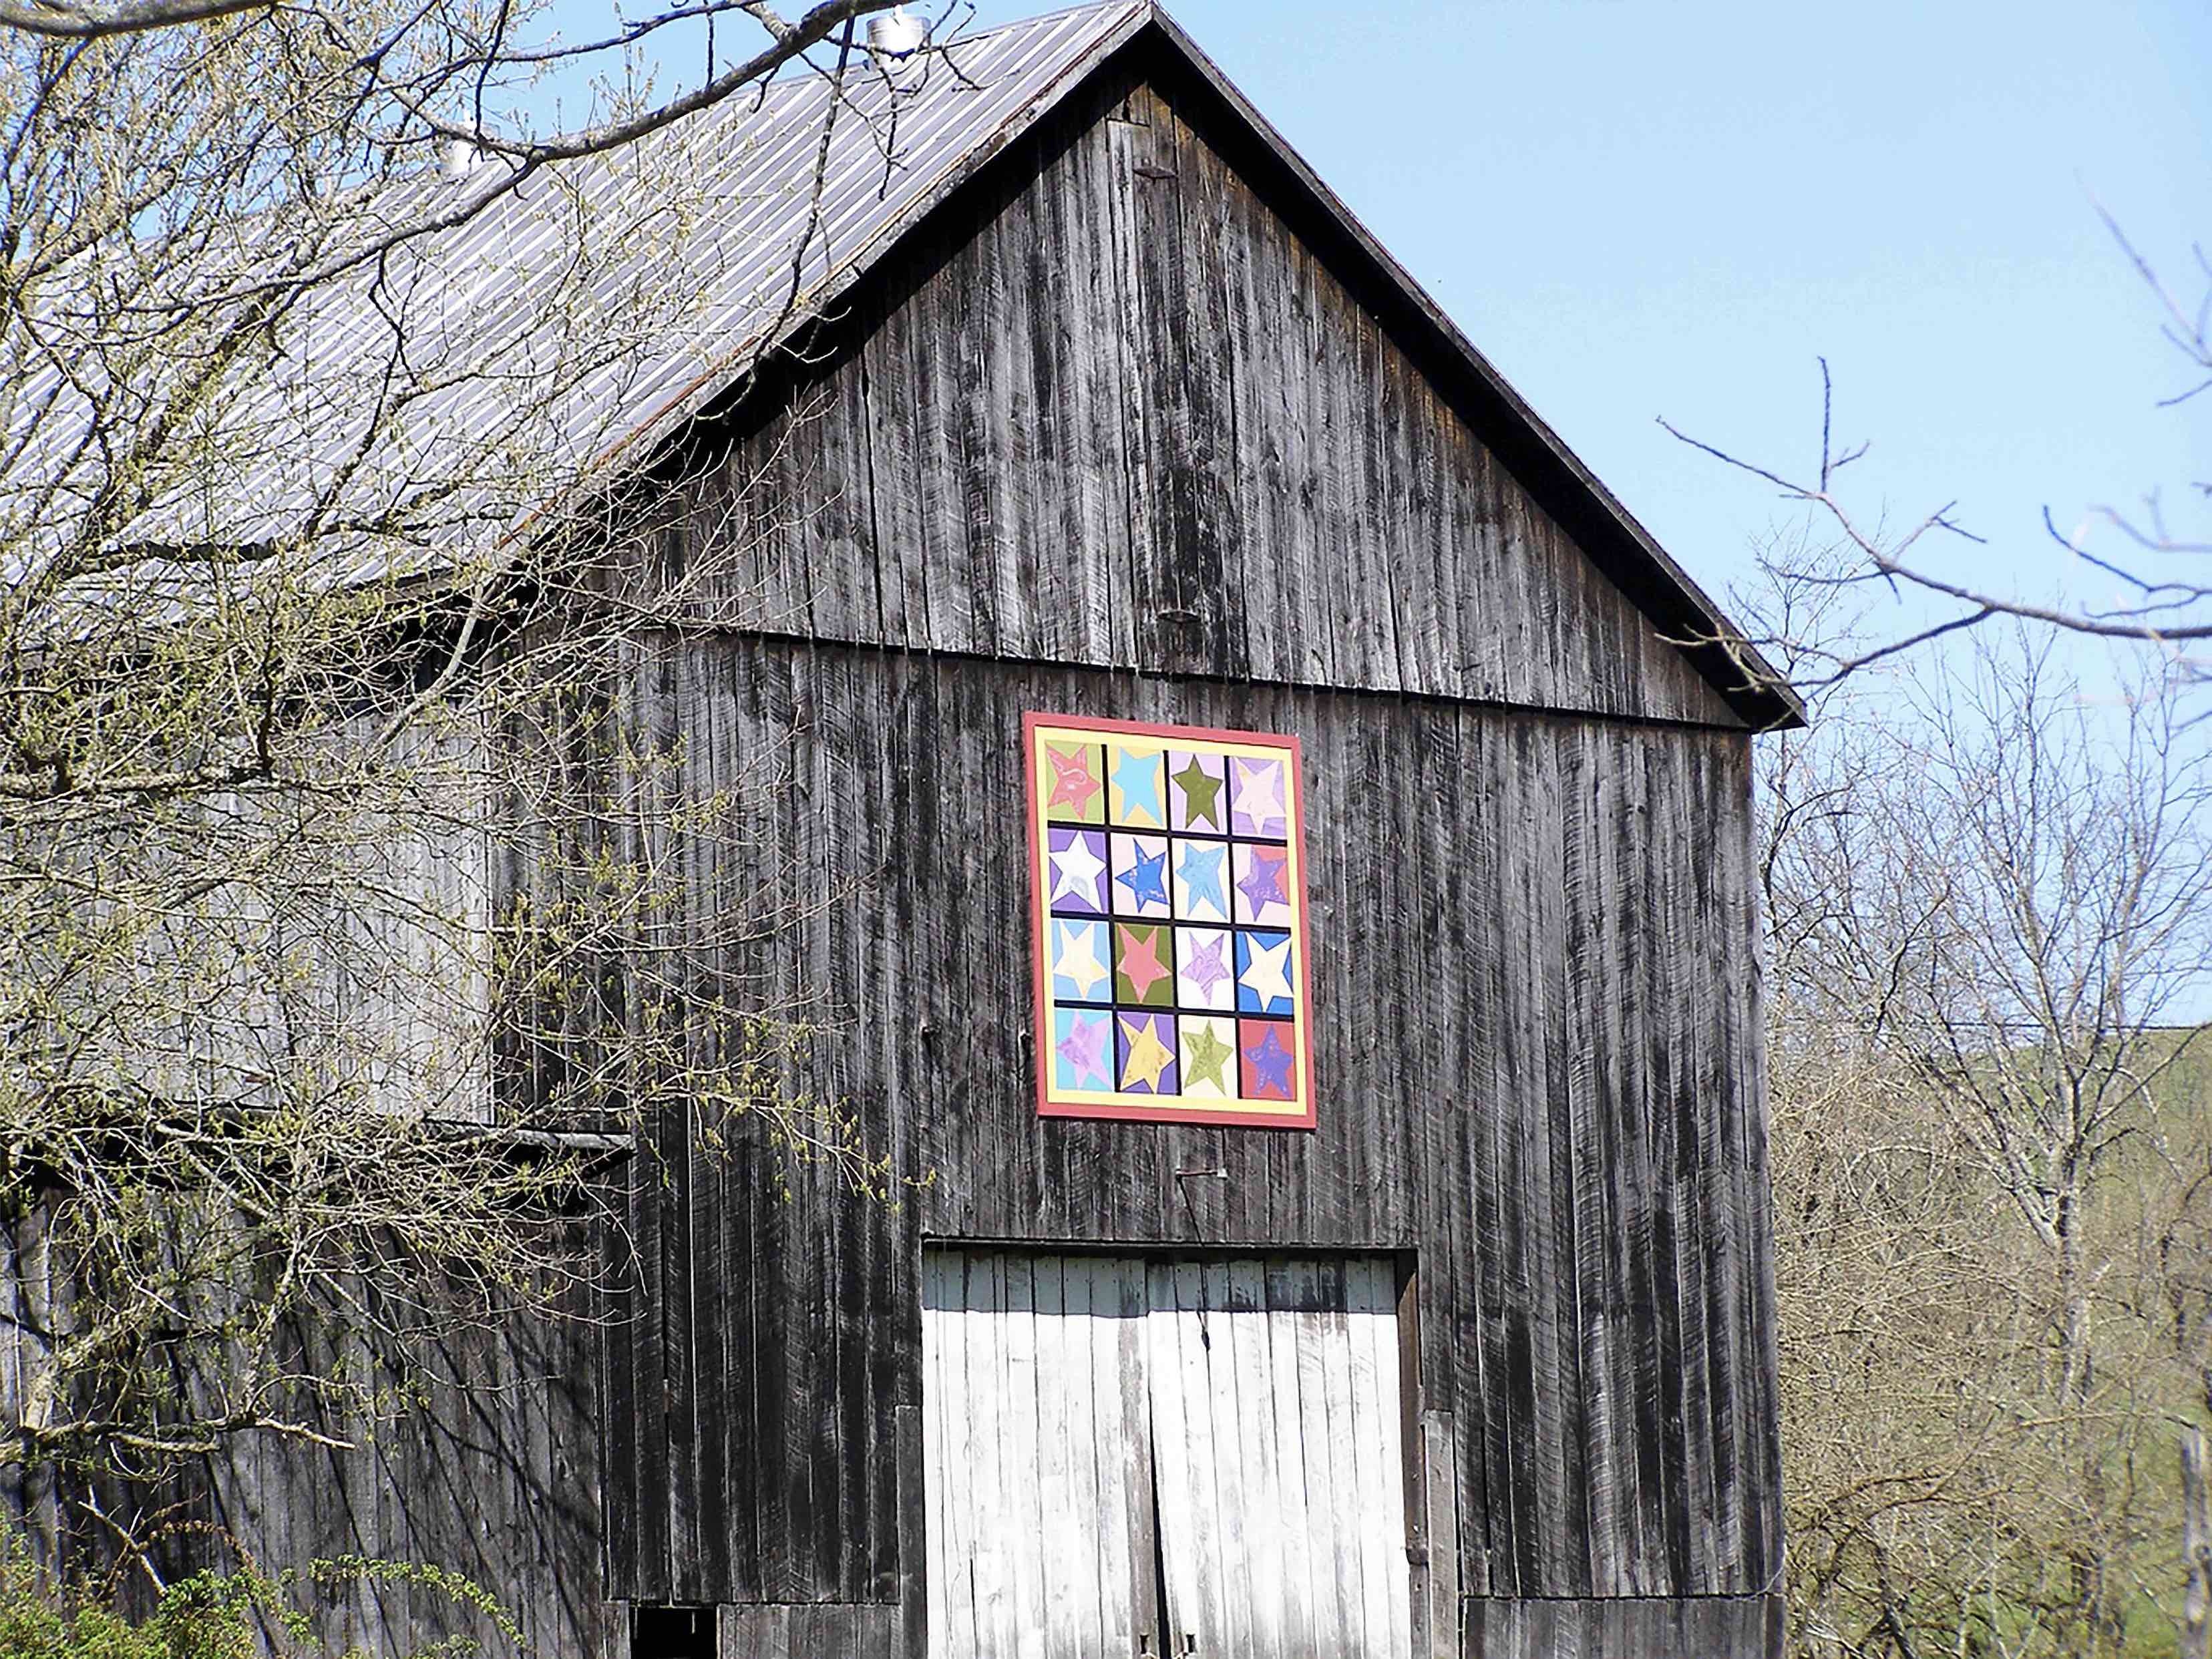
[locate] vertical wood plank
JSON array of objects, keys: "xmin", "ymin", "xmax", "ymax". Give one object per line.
[
  {"xmin": 1239, "ymin": 174, "xmax": 1334, "ymax": 687},
  {"xmin": 1104, "ymin": 112, "xmax": 1156, "ymax": 675},
  {"xmin": 896, "ymin": 1403, "xmax": 928, "ymax": 1659},
  {"xmin": 909, "ymin": 209, "xmax": 979, "ymax": 657},
  {"xmin": 1197, "ymin": 1260, "xmax": 1253, "ymax": 1659},
  {"xmin": 1609, "ymin": 721, "xmax": 1671, "ymax": 1595},
  {"xmin": 1157, "ymin": 96, "xmax": 1252, "ymax": 683},
  {"xmin": 921, "ymin": 1254, "xmax": 975, "ymax": 1659},
  {"xmin": 628, "ymin": 1099, "xmax": 671, "ymax": 1600},
  {"xmin": 1144, "ymin": 1259, "xmax": 1206, "ymax": 1657},
  {"xmin": 962, "ymin": 168, "xmax": 1035, "ymax": 664},
  {"xmin": 1057, "ymin": 1259, "xmax": 1107, "ymax": 1656},
  {"xmin": 1578, "ymin": 722, "xmax": 1649, "ymax": 1594},
  {"xmin": 799, "ymin": 335, "xmax": 885, "ymax": 642},
  {"xmin": 969, "ymin": 1254, "xmax": 1016, "ymax": 1656},
  {"xmin": 1225, "ymin": 1259, "xmax": 1287, "ymax": 1657},
  {"xmin": 1423, "ymin": 1413, "xmax": 1463, "ymax": 1659},
  {"xmin": 1346, "ymin": 1258, "xmax": 1414, "ymax": 1655},
  {"xmin": 1012, "ymin": 1256, "xmax": 1061, "ymax": 1659},
  {"xmin": 1100, "ymin": 1256, "xmax": 1157, "ymax": 1656},
  {"xmin": 1533, "ymin": 718, "xmax": 1596, "ymax": 1597},
  {"xmin": 1311, "ymin": 1257, "xmax": 1369, "ymax": 1650},
  {"xmin": 687, "ymin": 1021, "xmax": 731, "ymax": 1604},
  {"xmin": 857, "ymin": 274, "xmax": 930, "ymax": 649},
  {"xmin": 1259, "ymin": 1259, "xmax": 1321, "ymax": 1659},
  {"xmin": 1046, "ymin": 108, "xmax": 1133, "ymax": 663}
]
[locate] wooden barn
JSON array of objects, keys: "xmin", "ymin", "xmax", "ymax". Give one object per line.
[{"xmin": 5, "ymin": 2, "xmax": 1803, "ymax": 1655}]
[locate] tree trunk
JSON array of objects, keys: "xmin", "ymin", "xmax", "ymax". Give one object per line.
[
  {"xmin": 2183, "ymin": 1427, "xmax": 2211, "ymax": 1659},
  {"xmin": 2058, "ymin": 1182, "xmax": 2090, "ymax": 1409}
]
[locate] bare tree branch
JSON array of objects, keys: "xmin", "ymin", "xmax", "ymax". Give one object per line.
[
  {"xmin": 0, "ymin": 0, "xmax": 276, "ymax": 41},
  {"xmin": 0, "ymin": 0, "xmax": 936, "ymax": 1511},
  {"xmin": 1667, "ymin": 220, "xmax": 2212, "ymax": 685}
]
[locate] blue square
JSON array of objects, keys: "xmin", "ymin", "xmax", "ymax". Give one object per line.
[
  {"xmin": 1048, "ymin": 916, "xmax": 1113, "ymax": 1003},
  {"xmin": 1233, "ymin": 929, "xmax": 1296, "ymax": 1017}
]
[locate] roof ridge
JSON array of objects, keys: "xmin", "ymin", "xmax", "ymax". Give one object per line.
[{"xmin": 946, "ymin": 0, "xmax": 1145, "ymax": 41}]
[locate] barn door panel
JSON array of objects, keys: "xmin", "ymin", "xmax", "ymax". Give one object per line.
[
  {"xmin": 1144, "ymin": 1255, "xmax": 1413, "ymax": 1659},
  {"xmin": 922, "ymin": 1252, "xmax": 1157, "ymax": 1659}
]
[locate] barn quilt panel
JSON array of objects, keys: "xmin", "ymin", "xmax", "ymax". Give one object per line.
[{"xmin": 1024, "ymin": 713, "xmax": 1315, "ymax": 1129}]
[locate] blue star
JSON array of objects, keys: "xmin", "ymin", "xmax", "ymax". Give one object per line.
[
  {"xmin": 1116, "ymin": 841, "xmax": 1170, "ymax": 910},
  {"xmin": 1178, "ymin": 842, "xmax": 1228, "ymax": 918},
  {"xmin": 1246, "ymin": 1025, "xmax": 1296, "ymax": 1098},
  {"xmin": 1110, "ymin": 747, "xmax": 1164, "ymax": 825}
]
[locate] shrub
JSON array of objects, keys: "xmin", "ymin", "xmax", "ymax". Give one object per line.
[{"xmin": 0, "ymin": 1535, "xmax": 520, "ymax": 1659}]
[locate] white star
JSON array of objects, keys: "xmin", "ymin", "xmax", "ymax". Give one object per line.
[
  {"xmin": 1053, "ymin": 920, "xmax": 1109, "ymax": 1000},
  {"xmin": 1049, "ymin": 836, "xmax": 1106, "ymax": 908},
  {"xmin": 1240, "ymin": 934, "xmax": 1295, "ymax": 1008},
  {"xmin": 1233, "ymin": 757, "xmax": 1285, "ymax": 832}
]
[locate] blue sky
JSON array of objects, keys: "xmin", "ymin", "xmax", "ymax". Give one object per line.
[{"xmin": 1074, "ymin": 0, "xmax": 2212, "ymax": 638}]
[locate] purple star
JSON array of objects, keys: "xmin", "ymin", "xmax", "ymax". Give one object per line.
[
  {"xmin": 1244, "ymin": 1024, "xmax": 1296, "ymax": 1099},
  {"xmin": 1236, "ymin": 846, "xmax": 1288, "ymax": 916},
  {"xmin": 1182, "ymin": 932, "xmax": 1231, "ymax": 998},
  {"xmin": 1056, "ymin": 1013, "xmax": 1109, "ymax": 1088}
]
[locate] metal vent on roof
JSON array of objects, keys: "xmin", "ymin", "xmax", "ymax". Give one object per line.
[{"xmin": 867, "ymin": 5, "xmax": 930, "ymax": 89}]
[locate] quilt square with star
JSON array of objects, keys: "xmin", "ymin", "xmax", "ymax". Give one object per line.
[{"xmin": 1025, "ymin": 713, "xmax": 1315, "ymax": 1129}]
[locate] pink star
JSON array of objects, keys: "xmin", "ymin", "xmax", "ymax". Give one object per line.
[
  {"xmin": 1046, "ymin": 746, "xmax": 1101, "ymax": 815},
  {"xmin": 1117, "ymin": 924, "xmax": 1171, "ymax": 1000}
]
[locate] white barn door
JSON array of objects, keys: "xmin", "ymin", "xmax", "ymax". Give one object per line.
[
  {"xmin": 1145, "ymin": 1256, "xmax": 1413, "ymax": 1659},
  {"xmin": 922, "ymin": 1253, "xmax": 1157, "ymax": 1659},
  {"xmin": 922, "ymin": 1251, "xmax": 1412, "ymax": 1659}
]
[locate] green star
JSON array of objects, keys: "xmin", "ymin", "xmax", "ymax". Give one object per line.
[
  {"xmin": 1171, "ymin": 755, "xmax": 1224, "ymax": 828},
  {"xmin": 1182, "ymin": 1021, "xmax": 1235, "ymax": 1093}
]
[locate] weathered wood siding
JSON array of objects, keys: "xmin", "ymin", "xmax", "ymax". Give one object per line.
[
  {"xmin": 1463, "ymin": 1594, "xmax": 1786, "ymax": 1658},
  {"xmin": 630, "ymin": 61, "xmax": 1750, "ymax": 732},
  {"xmin": 600, "ymin": 634, "xmax": 1782, "ymax": 1625}
]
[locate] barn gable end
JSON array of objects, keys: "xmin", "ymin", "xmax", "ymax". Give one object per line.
[
  {"xmin": 588, "ymin": 21, "xmax": 1788, "ymax": 1652},
  {"xmin": 575, "ymin": 9, "xmax": 1790, "ymax": 1654}
]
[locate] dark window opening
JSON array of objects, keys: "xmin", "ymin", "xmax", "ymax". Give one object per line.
[{"xmin": 632, "ymin": 1604, "xmax": 715, "ymax": 1659}]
